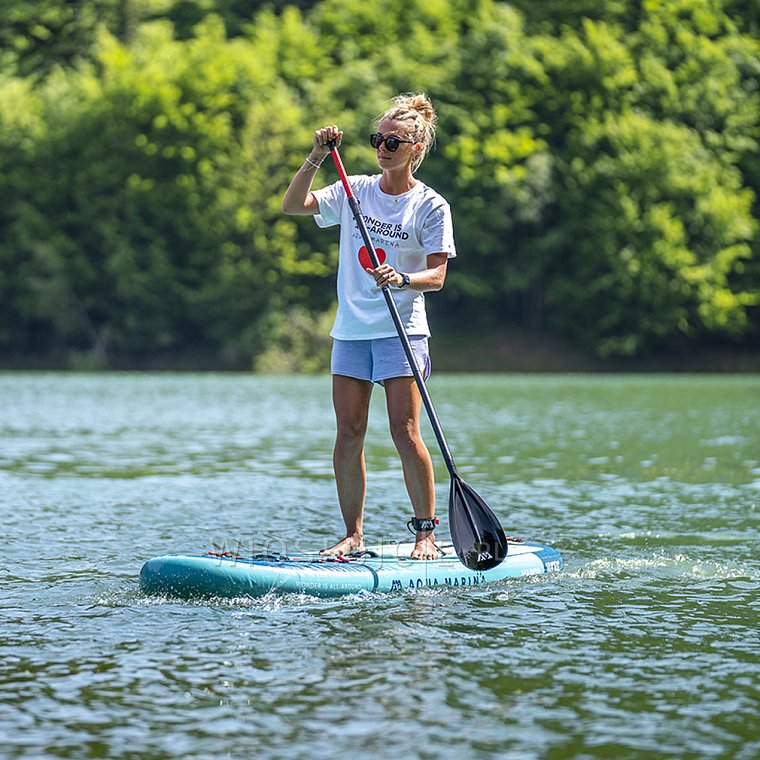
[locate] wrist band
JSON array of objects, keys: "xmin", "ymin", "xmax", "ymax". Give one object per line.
[{"xmin": 304, "ymin": 156, "xmax": 323, "ymax": 170}]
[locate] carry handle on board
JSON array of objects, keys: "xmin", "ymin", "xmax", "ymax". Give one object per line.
[{"xmin": 327, "ymin": 140, "xmax": 508, "ymax": 572}]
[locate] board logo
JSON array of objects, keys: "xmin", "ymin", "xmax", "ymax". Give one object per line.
[{"xmin": 477, "ymin": 551, "xmax": 493, "ymax": 562}]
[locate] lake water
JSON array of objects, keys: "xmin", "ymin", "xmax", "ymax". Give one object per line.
[{"xmin": 1, "ymin": 372, "xmax": 758, "ymax": 759}]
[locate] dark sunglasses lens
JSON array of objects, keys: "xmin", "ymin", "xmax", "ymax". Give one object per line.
[{"xmin": 370, "ymin": 133, "xmax": 404, "ymax": 151}]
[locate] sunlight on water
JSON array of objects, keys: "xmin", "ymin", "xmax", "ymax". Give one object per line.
[{"xmin": 1, "ymin": 372, "xmax": 759, "ymax": 759}]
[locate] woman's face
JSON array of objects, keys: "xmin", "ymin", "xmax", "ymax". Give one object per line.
[{"xmin": 374, "ymin": 118, "xmax": 419, "ymax": 171}]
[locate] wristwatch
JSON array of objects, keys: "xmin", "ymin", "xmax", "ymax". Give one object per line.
[{"xmin": 397, "ymin": 273, "xmax": 411, "ymax": 290}]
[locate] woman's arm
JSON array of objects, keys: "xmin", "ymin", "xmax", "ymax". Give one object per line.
[
  {"xmin": 368, "ymin": 252, "xmax": 449, "ymax": 292},
  {"xmin": 282, "ymin": 126, "xmax": 342, "ymax": 216}
]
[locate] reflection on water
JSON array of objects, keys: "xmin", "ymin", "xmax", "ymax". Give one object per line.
[{"xmin": 1, "ymin": 373, "xmax": 759, "ymax": 759}]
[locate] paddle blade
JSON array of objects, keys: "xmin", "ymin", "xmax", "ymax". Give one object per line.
[{"xmin": 448, "ymin": 477, "xmax": 508, "ymax": 571}]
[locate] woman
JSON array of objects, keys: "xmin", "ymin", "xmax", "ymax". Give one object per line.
[{"xmin": 282, "ymin": 93, "xmax": 455, "ymax": 560}]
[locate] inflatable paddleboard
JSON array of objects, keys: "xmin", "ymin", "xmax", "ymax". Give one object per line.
[{"xmin": 140, "ymin": 538, "xmax": 562, "ymax": 599}]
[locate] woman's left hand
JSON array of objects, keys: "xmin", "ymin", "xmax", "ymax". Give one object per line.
[{"xmin": 367, "ymin": 263, "xmax": 403, "ymax": 289}]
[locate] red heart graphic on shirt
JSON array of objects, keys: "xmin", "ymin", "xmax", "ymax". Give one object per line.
[{"xmin": 358, "ymin": 245, "xmax": 387, "ymax": 271}]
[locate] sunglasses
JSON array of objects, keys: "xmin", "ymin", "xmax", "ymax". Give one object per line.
[{"xmin": 369, "ymin": 133, "xmax": 414, "ymax": 152}]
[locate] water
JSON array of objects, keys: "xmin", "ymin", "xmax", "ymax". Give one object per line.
[{"xmin": 1, "ymin": 372, "xmax": 758, "ymax": 759}]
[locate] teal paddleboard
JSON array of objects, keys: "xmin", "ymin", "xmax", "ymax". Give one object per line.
[{"xmin": 140, "ymin": 539, "xmax": 563, "ymax": 599}]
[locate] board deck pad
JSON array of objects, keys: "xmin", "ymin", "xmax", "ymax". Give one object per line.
[{"xmin": 140, "ymin": 538, "xmax": 563, "ymax": 599}]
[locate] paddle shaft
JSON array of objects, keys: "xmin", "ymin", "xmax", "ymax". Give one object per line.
[{"xmin": 328, "ymin": 144, "xmax": 457, "ymax": 478}]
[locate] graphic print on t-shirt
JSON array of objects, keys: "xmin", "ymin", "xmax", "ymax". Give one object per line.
[
  {"xmin": 311, "ymin": 174, "xmax": 455, "ymax": 339},
  {"xmin": 358, "ymin": 245, "xmax": 386, "ymax": 271}
]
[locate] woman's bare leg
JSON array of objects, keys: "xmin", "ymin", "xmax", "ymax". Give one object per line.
[
  {"xmin": 320, "ymin": 374, "xmax": 373, "ymax": 555},
  {"xmin": 384, "ymin": 376, "xmax": 438, "ymax": 560}
]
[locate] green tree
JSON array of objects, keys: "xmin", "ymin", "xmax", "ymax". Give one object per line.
[
  {"xmin": 552, "ymin": 111, "xmax": 756, "ymax": 355},
  {"xmin": 0, "ymin": 0, "xmax": 176, "ymax": 75},
  {"xmin": 423, "ymin": 2, "xmax": 759, "ymax": 353},
  {"xmin": 1, "ymin": 0, "xmax": 757, "ymax": 366},
  {"xmin": 0, "ymin": 16, "xmax": 325, "ymax": 365}
]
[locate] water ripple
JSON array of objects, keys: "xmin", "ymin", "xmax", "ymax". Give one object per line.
[{"xmin": 1, "ymin": 373, "xmax": 759, "ymax": 759}]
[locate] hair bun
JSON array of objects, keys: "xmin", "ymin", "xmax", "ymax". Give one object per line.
[
  {"xmin": 409, "ymin": 94, "xmax": 436, "ymax": 125},
  {"xmin": 394, "ymin": 93, "xmax": 436, "ymax": 126}
]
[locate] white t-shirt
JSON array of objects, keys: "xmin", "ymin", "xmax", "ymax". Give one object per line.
[{"xmin": 313, "ymin": 175, "xmax": 456, "ymax": 340}]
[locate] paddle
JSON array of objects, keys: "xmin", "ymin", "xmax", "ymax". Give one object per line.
[{"xmin": 327, "ymin": 141, "xmax": 508, "ymax": 571}]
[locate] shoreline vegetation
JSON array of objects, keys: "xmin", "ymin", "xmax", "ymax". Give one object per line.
[
  {"xmin": 2, "ymin": 328, "xmax": 758, "ymax": 374},
  {"xmin": 1, "ymin": 1, "xmax": 758, "ymax": 372}
]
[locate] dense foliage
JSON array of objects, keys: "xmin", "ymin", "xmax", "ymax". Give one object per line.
[{"xmin": 1, "ymin": 0, "xmax": 757, "ymax": 368}]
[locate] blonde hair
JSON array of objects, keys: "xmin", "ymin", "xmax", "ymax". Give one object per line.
[{"xmin": 379, "ymin": 92, "xmax": 437, "ymax": 172}]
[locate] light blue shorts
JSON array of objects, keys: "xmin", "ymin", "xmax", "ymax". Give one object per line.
[{"xmin": 331, "ymin": 337, "xmax": 431, "ymax": 385}]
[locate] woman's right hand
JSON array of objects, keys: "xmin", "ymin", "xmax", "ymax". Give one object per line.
[{"xmin": 313, "ymin": 125, "xmax": 342, "ymax": 157}]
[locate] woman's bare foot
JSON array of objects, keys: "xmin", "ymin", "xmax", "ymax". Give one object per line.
[
  {"xmin": 411, "ymin": 532, "xmax": 439, "ymax": 560},
  {"xmin": 320, "ymin": 533, "xmax": 364, "ymax": 556}
]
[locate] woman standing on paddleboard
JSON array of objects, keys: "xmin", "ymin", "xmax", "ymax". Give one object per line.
[{"xmin": 282, "ymin": 93, "xmax": 456, "ymax": 561}]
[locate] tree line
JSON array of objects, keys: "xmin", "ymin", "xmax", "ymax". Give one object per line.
[{"xmin": 0, "ymin": 0, "xmax": 757, "ymax": 369}]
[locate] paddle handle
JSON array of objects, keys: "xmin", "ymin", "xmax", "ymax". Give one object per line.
[{"xmin": 328, "ymin": 143, "xmax": 457, "ymax": 477}]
